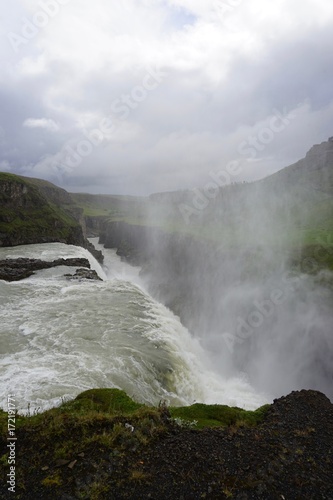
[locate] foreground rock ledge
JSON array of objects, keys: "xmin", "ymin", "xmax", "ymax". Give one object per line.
[{"xmin": 0, "ymin": 389, "xmax": 332, "ymax": 499}]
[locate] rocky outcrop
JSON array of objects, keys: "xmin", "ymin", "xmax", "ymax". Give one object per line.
[
  {"xmin": 64, "ymin": 268, "xmax": 103, "ymax": 281},
  {"xmin": 84, "ymin": 239, "xmax": 104, "ymax": 263},
  {"xmin": 102, "ymin": 221, "xmax": 158, "ymax": 264},
  {"xmin": 0, "ymin": 257, "xmax": 91, "ymax": 282},
  {"xmin": 85, "ymin": 216, "xmax": 109, "ymax": 237}
]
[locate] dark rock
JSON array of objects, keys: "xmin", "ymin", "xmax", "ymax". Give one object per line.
[
  {"xmin": 84, "ymin": 215, "xmax": 109, "ymax": 238},
  {"xmin": 64, "ymin": 268, "xmax": 102, "ymax": 281},
  {"xmin": 84, "ymin": 239, "xmax": 104, "ymax": 264},
  {"xmin": 0, "ymin": 257, "xmax": 91, "ymax": 282}
]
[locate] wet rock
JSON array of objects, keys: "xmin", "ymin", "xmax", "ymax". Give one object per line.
[
  {"xmin": 64, "ymin": 268, "xmax": 102, "ymax": 281},
  {"xmin": 0, "ymin": 257, "xmax": 91, "ymax": 281}
]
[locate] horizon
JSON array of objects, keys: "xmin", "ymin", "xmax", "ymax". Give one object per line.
[{"xmin": 1, "ymin": 135, "xmax": 330, "ymax": 197}]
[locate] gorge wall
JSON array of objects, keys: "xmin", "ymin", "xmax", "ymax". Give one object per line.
[
  {"xmin": 101, "ymin": 219, "xmax": 333, "ymax": 401},
  {"xmin": 0, "ymin": 173, "xmax": 103, "ymax": 261}
]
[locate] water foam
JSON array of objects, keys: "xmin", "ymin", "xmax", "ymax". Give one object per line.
[{"xmin": 0, "ymin": 242, "xmax": 270, "ymax": 413}]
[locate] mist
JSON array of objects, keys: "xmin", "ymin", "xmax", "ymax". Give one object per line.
[{"xmin": 135, "ymin": 139, "xmax": 333, "ymax": 402}]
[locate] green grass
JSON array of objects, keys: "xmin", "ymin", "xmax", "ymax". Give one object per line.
[
  {"xmin": 0, "ymin": 172, "xmax": 82, "ymax": 244},
  {"xmin": 170, "ymin": 403, "xmax": 270, "ymax": 429},
  {"xmin": 63, "ymin": 388, "xmax": 144, "ymax": 414},
  {"xmin": 0, "ymin": 389, "xmax": 270, "ymax": 436}
]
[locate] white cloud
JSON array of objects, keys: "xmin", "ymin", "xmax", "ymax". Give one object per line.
[{"xmin": 23, "ymin": 118, "xmax": 59, "ymax": 132}]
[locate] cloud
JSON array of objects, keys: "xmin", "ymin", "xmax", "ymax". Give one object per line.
[
  {"xmin": 1, "ymin": 0, "xmax": 333, "ymax": 194},
  {"xmin": 23, "ymin": 118, "xmax": 59, "ymax": 132},
  {"xmin": 0, "ymin": 160, "xmax": 11, "ymax": 172}
]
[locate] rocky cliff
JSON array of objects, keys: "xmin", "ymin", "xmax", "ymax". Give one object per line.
[
  {"xmin": 85, "ymin": 215, "xmax": 109, "ymax": 237},
  {"xmin": 0, "ymin": 173, "xmax": 85, "ymax": 247},
  {"xmin": 0, "ymin": 173, "xmax": 103, "ymax": 262}
]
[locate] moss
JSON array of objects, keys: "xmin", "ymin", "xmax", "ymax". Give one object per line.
[
  {"xmin": 170, "ymin": 403, "xmax": 270, "ymax": 429},
  {"xmin": 66, "ymin": 388, "xmax": 144, "ymax": 414},
  {"xmin": 41, "ymin": 473, "xmax": 62, "ymax": 487}
]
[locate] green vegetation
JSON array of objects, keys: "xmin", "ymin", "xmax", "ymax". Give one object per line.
[
  {"xmin": 0, "ymin": 389, "xmax": 269, "ymax": 499},
  {"xmin": 68, "ymin": 169, "xmax": 333, "ymax": 271},
  {"xmin": 65, "ymin": 388, "xmax": 144, "ymax": 414},
  {"xmin": 0, "ymin": 389, "xmax": 270, "ymax": 498},
  {"xmin": 170, "ymin": 402, "xmax": 270, "ymax": 429},
  {"xmin": 0, "ymin": 172, "xmax": 82, "ymax": 245},
  {"xmin": 70, "ymin": 192, "xmax": 148, "ymax": 218},
  {"xmin": 0, "ymin": 389, "xmax": 269, "ymax": 431}
]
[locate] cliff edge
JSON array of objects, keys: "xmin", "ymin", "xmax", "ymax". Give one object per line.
[{"xmin": 0, "ymin": 173, "xmax": 85, "ymax": 247}]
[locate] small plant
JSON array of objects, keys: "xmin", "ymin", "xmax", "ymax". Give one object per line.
[
  {"xmin": 41, "ymin": 472, "xmax": 62, "ymax": 487},
  {"xmin": 172, "ymin": 417, "xmax": 198, "ymax": 428}
]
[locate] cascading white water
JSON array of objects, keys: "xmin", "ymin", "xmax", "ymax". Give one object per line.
[{"xmin": 0, "ymin": 241, "xmax": 269, "ymax": 413}]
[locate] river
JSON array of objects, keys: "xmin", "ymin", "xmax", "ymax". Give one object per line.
[{"xmin": 0, "ymin": 239, "xmax": 269, "ymax": 413}]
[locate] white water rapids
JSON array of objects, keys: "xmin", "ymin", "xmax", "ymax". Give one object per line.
[{"xmin": 0, "ymin": 240, "xmax": 270, "ymax": 413}]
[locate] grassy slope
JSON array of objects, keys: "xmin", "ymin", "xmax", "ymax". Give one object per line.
[
  {"xmin": 0, "ymin": 173, "xmax": 81, "ymax": 244},
  {"xmin": 70, "ymin": 193, "xmax": 148, "ymax": 218},
  {"xmin": 0, "ymin": 389, "xmax": 269, "ymax": 498}
]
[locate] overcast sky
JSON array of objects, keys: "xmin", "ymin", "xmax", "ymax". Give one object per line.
[{"xmin": 1, "ymin": 0, "xmax": 333, "ymax": 195}]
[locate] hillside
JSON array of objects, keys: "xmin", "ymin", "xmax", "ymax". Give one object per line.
[
  {"xmin": 94, "ymin": 139, "xmax": 333, "ymax": 276},
  {"xmin": 0, "ymin": 173, "xmax": 85, "ymax": 248},
  {"xmin": 72, "ymin": 139, "xmax": 333, "ymax": 250}
]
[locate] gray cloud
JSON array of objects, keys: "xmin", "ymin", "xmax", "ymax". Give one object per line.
[{"xmin": 1, "ymin": 0, "xmax": 333, "ymax": 194}]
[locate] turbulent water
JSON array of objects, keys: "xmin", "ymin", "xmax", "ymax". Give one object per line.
[{"xmin": 0, "ymin": 240, "xmax": 269, "ymax": 413}]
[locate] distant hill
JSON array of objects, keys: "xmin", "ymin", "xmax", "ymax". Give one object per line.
[
  {"xmin": 70, "ymin": 192, "xmax": 147, "ymax": 218},
  {"xmin": 75, "ymin": 139, "xmax": 333, "ymax": 247},
  {"xmin": 1, "ymin": 138, "xmax": 332, "ymax": 252},
  {"xmin": 175, "ymin": 139, "xmax": 333, "ymax": 247}
]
